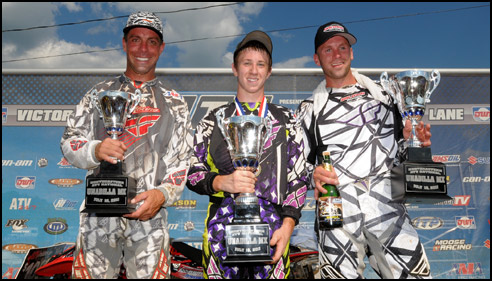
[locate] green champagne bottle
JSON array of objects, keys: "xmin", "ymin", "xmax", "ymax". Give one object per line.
[{"xmin": 318, "ymin": 151, "xmax": 343, "ymax": 229}]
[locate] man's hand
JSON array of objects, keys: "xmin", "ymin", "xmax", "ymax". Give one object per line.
[
  {"xmin": 212, "ymin": 170, "xmax": 256, "ymax": 194},
  {"xmin": 403, "ymin": 120, "xmax": 432, "ymax": 147},
  {"xmin": 95, "ymin": 138, "xmax": 127, "ymax": 163},
  {"xmin": 312, "ymin": 165, "xmax": 339, "ymax": 200},
  {"xmin": 123, "ymin": 189, "xmax": 165, "ymax": 221},
  {"xmin": 270, "ymin": 217, "xmax": 295, "ymax": 263}
]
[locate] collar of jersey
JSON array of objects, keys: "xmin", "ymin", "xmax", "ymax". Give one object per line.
[{"xmin": 121, "ymin": 74, "xmax": 158, "ymax": 88}]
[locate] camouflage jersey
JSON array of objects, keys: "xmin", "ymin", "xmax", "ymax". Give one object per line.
[
  {"xmin": 186, "ymin": 100, "xmax": 309, "ymax": 278},
  {"xmin": 60, "ymin": 74, "xmax": 193, "ymax": 279},
  {"xmin": 61, "ymin": 74, "xmax": 192, "ymax": 206}
]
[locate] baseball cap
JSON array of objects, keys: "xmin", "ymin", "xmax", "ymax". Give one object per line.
[
  {"xmin": 314, "ymin": 21, "xmax": 357, "ymax": 52},
  {"xmin": 123, "ymin": 11, "xmax": 164, "ymax": 41},
  {"xmin": 235, "ymin": 30, "xmax": 273, "ymax": 57}
]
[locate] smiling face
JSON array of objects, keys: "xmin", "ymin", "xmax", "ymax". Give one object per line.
[
  {"xmin": 122, "ymin": 27, "xmax": 165, "ymax": 82},
  {"xmin": 314, "ymin": 35, "xmax": 356, "ymax": 88},
  {"xmin": 232, "ymin": 47, "xmax": 272, "ymax": 102}
]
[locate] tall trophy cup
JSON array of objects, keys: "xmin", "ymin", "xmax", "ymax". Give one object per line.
[
  {"xmin": 381, "ymin": 70, "xmax": 450, "ymax": 204},
  {"xmin": 216, "ymin": 108, "xmax": 273, "ymax": 263},
  {"xmin": 82, "ymin": 89, "xmax": 141, "ymax": 214}
]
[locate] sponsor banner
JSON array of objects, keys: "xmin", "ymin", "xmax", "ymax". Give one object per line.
[
  {"xmin": 2, "ymin": 71, "xmax": 490, "ymax": 279},
  {"xmin": 2, "ymin": 105, "xmax": 75, "ymax": 126},
  {"xmin": 422, "ymin": 104, "xmax": 490, "ymax": 125},
  {"xmin": 4, "ymin": 103, "xmax": 489, "ymax": 127}
]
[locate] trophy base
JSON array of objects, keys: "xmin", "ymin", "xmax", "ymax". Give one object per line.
[
  {"xmin": 391, "ymin": 160, "xmax": 451, "ymax": 204},
  {"xmin": 83, "ymin": 161, "xmax": 137, "ymax": 215},
  {"xmin": 223, "ymin": 255, "xmax": 274, "ymax": 264},
  {"xmin": 224, "ymin": 222, "xmax": 272, "ymax": 264},
  {"xmin": 80, "ymin": 206, "xmax": 136, "ymax": 215},
  {"xmin": 407, "ymin": 147, "xmax": 433, "ymax": 163}
]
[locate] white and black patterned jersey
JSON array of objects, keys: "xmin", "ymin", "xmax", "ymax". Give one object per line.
[
  {"xmin": 60, "ymin": 74, "xmax": 193, "ymax": 207},
  {"xmin": 297, "ymin": 81, "xmax": 401, "ymax": 187}
]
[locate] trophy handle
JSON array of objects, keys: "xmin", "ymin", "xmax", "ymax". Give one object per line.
[
  {"xmin": 127, "ymin": 89, "xmax": 142, "ymax": 118},
  {"xmin": 216, "ymin": 108, "xmax": 234, "ymax": 151},
  {"xmin": 426, "ymin": 70, "xmax": 441, "ymax": 103},
  {"xmin": 380, "ymin": 71, "xmax": 399, "ymax": 101},
  {"xmin": 380, "ymin": 72, "xmax": 391, "ymax": 94},
  {"xmin": 90, "ymin": 89, "xmax": 103, "ymax": 118},
  {"xmin": 389, "ymin": 76, "xmax": 404, "ymax": 108},
  {"xmin": 381, "ymin": 72, "xmax": 404, "ymax": 122}
]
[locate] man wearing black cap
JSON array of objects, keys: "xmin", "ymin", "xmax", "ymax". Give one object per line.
[
  {"xmin": 296, "ymin": 22, "xmax": 432, "ymax": 278},
  {"xmin": 61, "ymin": 11, "xmax": 192, "ymax": 278},
  {"xmin": 187, "ymin": 30, "xmax": 309, "ymax": 278}
]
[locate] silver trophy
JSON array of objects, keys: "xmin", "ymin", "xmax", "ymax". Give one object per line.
[
  {"xmin": 380, "ymin": 70, "xmax": 449, "ymax": 203},
  {"xmin": 92, "ymin": 90, "xmax": 141, "ymax": 140},
  {"xmin": 216, "ymin": 107, "xmax": 273, "ymax": 263},
  {"xmin": 380, "ymin": 70, "xmax": 440, "ymax": 147},
  {"xmin": 83, "ymin": 89, "xmax": 141, "ymax": 214}
]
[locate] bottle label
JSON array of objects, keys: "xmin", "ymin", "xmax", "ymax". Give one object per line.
[{"xmin": 318, "ymin": 196, "xmax": 343, "ymax": 223}]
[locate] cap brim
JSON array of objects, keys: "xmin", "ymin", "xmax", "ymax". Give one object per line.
[
  {"xmin": 337, "ymin": 33, "xmax": 356, "ymax": 46},
  {"xmin": 236, "ymin": 31, "xmax": 273, "ymax": 56},
  {"xmin": 123, "ymin": 26, "xmax": 163, "ymax": 40}
]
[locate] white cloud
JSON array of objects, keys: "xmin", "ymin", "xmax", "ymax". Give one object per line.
[
  {"xmin": 2, "ymin": 2, "xmax": 58, "ymax": 56},
  {"xmin": 58, "ymin": 2, "xmax": 83, "ymax": 12},
  {"xmin": 274, "ymin": 56, "xmax": 313, "ymax": 68},
  {"xmin": 4, "ymin": 40, "xmax": 126, "ymax": 69},
  {"xmin": 2, "ymin": 2, "xmax": 266, "ymax": 69}
]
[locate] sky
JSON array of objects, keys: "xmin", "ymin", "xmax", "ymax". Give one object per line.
[{"xmin": 2, "ymin": 2, "xmax": 490, "ymax": 70}]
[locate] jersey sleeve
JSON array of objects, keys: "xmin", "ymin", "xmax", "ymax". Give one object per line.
[
  {"xmin": 295, "ymin": 100, "xmax": 316, "ymax": 189},
  {"xmin": 156, "ymin": 93, "xmax": 194, "ymax": 207},
  {"xmin": 280, "ymin": 109, "xmax": 310, "ymax": 224},
  {"xmin": 186, "ymin": 111, "xmax": 220, "ymax": 196},
  {"xmin": 60, "ymin": 87, "xmax": 101, "ymax": 171}
]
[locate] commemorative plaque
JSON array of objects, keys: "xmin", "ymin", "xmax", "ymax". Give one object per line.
[
  {"xmin": 82, "ymin": 90, "xmax": 141, "ymax": 214},
  {"xmin": 216, "ymin": 107, "xmax": 273, "ymax": 263}
]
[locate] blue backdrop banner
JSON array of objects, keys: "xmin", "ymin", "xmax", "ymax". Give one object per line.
[{"xmin": 2, "ymin": 68, "xmax": 490, "ymax": 279}]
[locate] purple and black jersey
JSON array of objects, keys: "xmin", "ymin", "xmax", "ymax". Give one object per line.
[{"xmin": 187, "ymin": 100, "xmax": 309, "ymax": 278}]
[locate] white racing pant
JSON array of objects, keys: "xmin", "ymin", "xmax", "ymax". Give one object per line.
[
  {"xmin": 317, "ymin": 175, "xmax": 432, "ymax": 279},
  {"xmin": 72, "ymin": 208, "xmax": 170, "ymax": 279}
]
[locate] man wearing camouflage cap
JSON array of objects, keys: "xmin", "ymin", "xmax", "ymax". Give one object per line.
[{"xmin": 61, "ymin": 11, "xmax": 192, "ymax": 279}]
